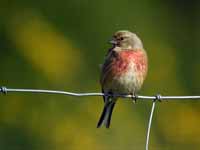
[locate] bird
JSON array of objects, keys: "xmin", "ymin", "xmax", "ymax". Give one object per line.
[{"xmin": 97, "ymin": 30, "xmax": 148, "ymax": 128}]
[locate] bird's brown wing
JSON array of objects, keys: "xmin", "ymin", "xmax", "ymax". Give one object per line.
[
  {"xmin": 100, "ymin": 55, "xmax": 112, "ymax": 101},
  {"xmin": 100, "ymin": 50, "xmax": 117, "ymax": 88}
]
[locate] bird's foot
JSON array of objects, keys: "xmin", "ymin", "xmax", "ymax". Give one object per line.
[
  {"xmin": 107, "ymin": 91, "xmax": 115, "ymax": 102},
  {"xmin": 131, "ymin": 93, "xmax": 138, "ymax": 103}
]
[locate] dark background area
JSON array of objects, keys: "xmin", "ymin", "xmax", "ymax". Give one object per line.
[{"xmin": 0, "ymin": 0, "xmax": 199, "ymax": 149}]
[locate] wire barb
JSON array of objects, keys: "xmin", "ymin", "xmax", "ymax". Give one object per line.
[
  {"xmin": 1, "ymin": 86, "xmax": 7, "ymax": 94},
  {"xmin": 155, "ymin": 94, "xmax": 162, "ymax": 102}
]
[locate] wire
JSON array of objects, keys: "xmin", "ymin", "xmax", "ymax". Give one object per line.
[
  {"xmin": 1, "ymin": 86, "xmax": 200, "ymax": 100},
  {"xmin": 1, "ymin": 86, "xmax": 200, "ymax": 150},
  {"xmin": 146, "ymin": 101, "xmax": 156, "ymax": 150}
]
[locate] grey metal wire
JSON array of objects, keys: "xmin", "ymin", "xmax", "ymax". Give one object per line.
[
  {"xmin": 1, "ymin": 86, "xmax": 200, "ymax": 100},
  {"xmin": 146, "ymin": 101, "xmax": 156, "ymax": 150},
  {"xmin": 1, "ymin": 86, "xmax": 200, "ymax": 150}
]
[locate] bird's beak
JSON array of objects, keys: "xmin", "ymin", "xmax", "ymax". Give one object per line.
[{"xmin": 109, "ymin": 39, "xmax": 117, "ymax": 45}]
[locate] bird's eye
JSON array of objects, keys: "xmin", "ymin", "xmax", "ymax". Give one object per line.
[{"xmin": 120, "ymin": 37, "xmax": 124, "ymax": 40}]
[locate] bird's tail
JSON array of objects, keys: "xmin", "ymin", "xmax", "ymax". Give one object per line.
[{"xmin": 97, "ymin": 101, "xmax": 116, "ymax": 128}]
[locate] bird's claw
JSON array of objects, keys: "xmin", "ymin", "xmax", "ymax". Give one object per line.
[{"xmin": 131, "ymin": 93, "xmax": 138, "ymax": 103}]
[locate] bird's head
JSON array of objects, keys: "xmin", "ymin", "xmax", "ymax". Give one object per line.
[{"xmin": 110, "ymin": 30, "xmax": 143, "ymax": 50}]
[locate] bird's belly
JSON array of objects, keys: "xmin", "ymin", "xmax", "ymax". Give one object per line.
[
  {"xmin": 113, "ymin": 72, "xmax": 138, "ymax": 93},
  {"xmin": 106, "ymin": 65, "xmax": 143, "ymax": 94}
]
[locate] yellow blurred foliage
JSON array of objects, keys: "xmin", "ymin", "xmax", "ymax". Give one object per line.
[
  {"xmin": 8, "ymin": 12, "xmax": 82, "ymax": 83},
  {"xmin": 52, "ymin": 118, "xmax": 102, "ymax": 150},
  {"xmin": 158, "ymin": 104, "xmax": 200, "ymax": 143}
]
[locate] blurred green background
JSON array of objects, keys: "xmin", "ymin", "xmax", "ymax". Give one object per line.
[{"xmin": 0, "ymin": 0, "xmax": 199, "ymax": 150}]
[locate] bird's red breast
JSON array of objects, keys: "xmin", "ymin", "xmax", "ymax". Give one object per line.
[
  {"xmin": 113, "ymin": 50, "xmax": 147, "ymax": 74},
  {"xmin": 101, "ymin": 49, "xmax": 148, "ymax": 92}
]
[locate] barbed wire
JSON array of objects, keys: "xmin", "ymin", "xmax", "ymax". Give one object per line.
[{"xmin": 1, "ymin": 86, "xmax": 200, "ymax": 150}]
